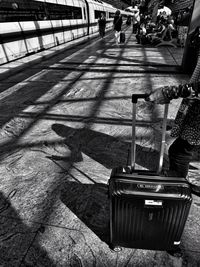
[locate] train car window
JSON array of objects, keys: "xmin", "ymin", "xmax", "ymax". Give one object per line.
[
  {"xmin": 0, "ymin": 0, "xmax": 82, "ymax": 22},
  {"xmin": 109, "ymin": 12, "xmax": 115, "ymax": 19},
  {"xmin": 94, "ymin": 10, "xmax": 106, "ymax": 20}
]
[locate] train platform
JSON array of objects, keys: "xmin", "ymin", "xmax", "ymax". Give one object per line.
[{"xmin": 0, "ymin": 25, "xmax": 200, "ymax": 267}]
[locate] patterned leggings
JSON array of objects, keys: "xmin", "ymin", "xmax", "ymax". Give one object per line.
[{"xmin": 168, "ymin": 138, "xmax": 195, "ymax": 178}]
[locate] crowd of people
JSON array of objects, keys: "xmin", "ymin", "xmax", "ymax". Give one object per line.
[
  {"xmin": 97, "ymin": 3, "xmax": 192, "ymax": 48},
  {"xmin": 132, "ymin": 4, "xmax": 192, "ymax": 47}
]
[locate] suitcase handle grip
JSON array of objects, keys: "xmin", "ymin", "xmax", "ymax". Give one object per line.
[{"xmin": 132, "ymin": 93, "xmax": 150, "ymax": 103}]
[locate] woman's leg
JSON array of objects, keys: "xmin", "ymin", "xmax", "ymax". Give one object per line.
[
  {"xmin": 115, "ymin": 31, "xmax": 120, "ymax": 44},
  {"xmin": 99, "ymin": 28, "xmax": 103, "ymax": 38},
  {"xmin": 103, "ymin": 27, "xmax": 105, "ymax": 37},
  {"xmin": 117, "ymin": 32, "xmax": 120, "ymax": 44},
  {"xmin": 168, "ymin": 137, "xmax": 195, "ymax": 178},
  {"xmin": 166, "ymin": 137, "xmax": 196, "ymax": 257}
]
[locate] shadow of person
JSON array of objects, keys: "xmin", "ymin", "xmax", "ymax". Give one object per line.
[
  {"xmin": 51, "ymin": 123, "xmax": 129, "ymax": 169},
  {"xmin": 51, "ymin": 123, "xmax": 165, "ymax": 171},
  {"xmin": 0, "ymin": 191, "xmax": 56, "ymax": 266}
]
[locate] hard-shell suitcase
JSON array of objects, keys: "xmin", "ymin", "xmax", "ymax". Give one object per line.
[
  {"xmin": 109, "ymin": 94, "xmax": 192, "ymax": 251},
  {"xmin": 120, "ymin": 31, "xmax": 125, "ymax": 43}
]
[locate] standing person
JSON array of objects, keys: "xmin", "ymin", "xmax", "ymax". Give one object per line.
[
  {"xmin": 113, "ymin": 10, "xmax": 122, "ymax": 45},
  {"xmin": 98, "ymin": 13, "xmax": 106, "ymax": 38},
  {"xmin": 145, "ymin": 42, "xmax": 200, "ymax": 259},
  {"xmin": 139, "ymin": 0, "xmax": 147, "ymax": 15},
  {"xmin": 132, "ymin": 5, "xmax": 140, "ymax": 34},
  {"xmin": 126, "ymin": 15, "xmax": 131, "ymax": 26},
  {"xmin": 177, "ymin": 8, "xmax": 191, "ymax": 47},
  {"xmin": 146, "ymin": 66, "xmax": 200, "ymax": 180},
  {"xmin": 136, "ymin": 22, "xmax": 147, "ymax": 44}
]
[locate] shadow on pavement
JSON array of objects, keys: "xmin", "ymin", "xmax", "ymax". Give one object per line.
[
  {"xmin": 0, "ymin": 191, "xmax": 56, "ymax": 266},
  {"xmin": 51, "ymin": 123, "xmax": 167, "ymax": 172},
  {"xmin": 60, "ymin": 182, "xmax": 110, "ymax": 244}
]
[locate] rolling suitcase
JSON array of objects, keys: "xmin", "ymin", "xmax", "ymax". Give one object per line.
[
  {"xmin": 120, "ymin": 31, "xmax": 125, "ymax": 43},
  {"xmin": 109, "ymin": 93, "xmax": 192, "ymax": 251}
]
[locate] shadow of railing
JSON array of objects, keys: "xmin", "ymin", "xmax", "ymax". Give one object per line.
[{"xmin": 0, "ymin": 191, "xmax": 57, "ymax": 266}]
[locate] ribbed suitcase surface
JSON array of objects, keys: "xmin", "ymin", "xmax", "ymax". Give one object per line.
[{"xmin": 109, "ymin": 168, "xmax": 192, "ymax": 250}]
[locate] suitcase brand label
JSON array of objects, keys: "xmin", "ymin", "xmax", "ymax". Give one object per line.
[
  {"xmin": 137, "ymin": 184, "xmax": 164, "ymax": 192},
  {"xmin": 145, "ymin": 200, "xmax": 163, "ymax": 206}
]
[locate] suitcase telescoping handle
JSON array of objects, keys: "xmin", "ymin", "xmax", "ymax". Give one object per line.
[{"xmin": 131, "ymin": 93, "xmax": 169, "ymax": 174}]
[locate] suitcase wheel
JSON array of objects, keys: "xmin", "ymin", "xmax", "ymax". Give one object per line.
[
  {"xmin": 113, "ymin": 246, "xmax": 122, "ymax": 252},
  {"xmin": 109, "ymin": 245, "xmax": 122, "ymax": 252}
]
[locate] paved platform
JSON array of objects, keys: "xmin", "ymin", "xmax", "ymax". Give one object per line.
[{"xmin": 0, "ymin": 26, "xmax": 200, "ymax": 267}]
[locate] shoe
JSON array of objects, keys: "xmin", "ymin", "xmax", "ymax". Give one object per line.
[{"xmin": 167, "ymin": 247, "xmax": 183, "ymax": 258}]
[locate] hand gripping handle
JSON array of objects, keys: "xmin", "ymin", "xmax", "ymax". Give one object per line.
[{"xmin": 132, "ymin": 93, "xmax": 150, "ymax": 103}]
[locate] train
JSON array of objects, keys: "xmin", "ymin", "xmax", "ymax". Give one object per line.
[{"xmin": 0, "ymin": 0, "xmax": 133, "ymax": 65}]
